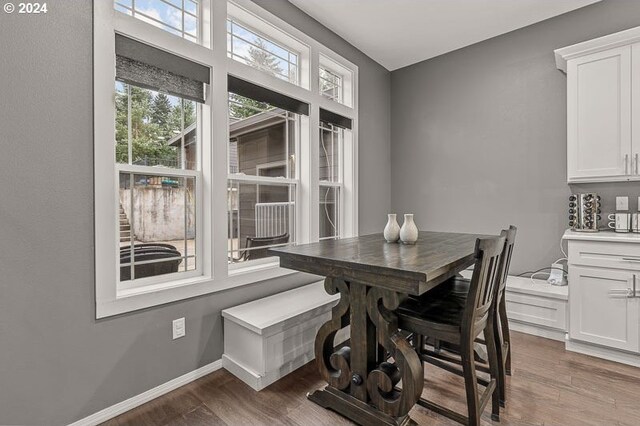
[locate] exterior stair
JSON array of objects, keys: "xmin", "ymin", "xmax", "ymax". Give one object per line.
[{"xmin": 119, "ymin": 205, "xmax": 132, "ymax": 243}]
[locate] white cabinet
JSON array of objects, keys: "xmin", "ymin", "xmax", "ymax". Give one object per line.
[
  {"xmin": 568, "ymin": 266, "xmax": 639, "ymax": 352},
  {"xmin": 564, "ymin": 231, "xmax": 640, "ymax": 365},
  {"xmin": 566, "ymin": 46, "xmax": 631, "ymax": 182},
  {"xmin": 556, "ymin": 26, "xmax": 640, "ymax": 183}
]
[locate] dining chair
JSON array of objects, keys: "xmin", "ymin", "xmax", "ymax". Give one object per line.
[
  {"xmin": 423, "ymin": 226, "xmax": 517, "ymax": 407},
  {"xmin": 396, "ymin": 234, "xmax": 506, "ymax": 425},
  {"xmin": 231, "ymin": 233, "xmax": 290, "ymax": 262}
]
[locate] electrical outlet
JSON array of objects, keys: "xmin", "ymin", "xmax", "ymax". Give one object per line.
[
  {"xmin": 616, "ymin": 196, "xmax": 629, "ymax": 211},
  {"xmin": 172, "ymin": 317, "xmax": 185, "ymax": 339},
  {"xmin": 548, "ymin": 262, "xmax": 567, "ymax": 286}
]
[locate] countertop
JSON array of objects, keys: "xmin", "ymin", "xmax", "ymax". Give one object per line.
[{"xmin": 563, "ymin": 229, "xmax": 640, "ymax": 243}]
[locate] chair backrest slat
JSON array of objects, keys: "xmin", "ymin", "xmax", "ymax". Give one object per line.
[
  {"xmin": 462, "ymin": 234, "xmax": 506, "ymax": 335},
  {"xmin": 495, "ymin": 226, "xmax": 517, "ymax": 300}
]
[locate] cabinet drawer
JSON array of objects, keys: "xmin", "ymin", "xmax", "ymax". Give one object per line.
[
  {"xmin": 505, "ymin": 292, "xmax": 567, "ymax": 331},
  {"xmin": 568, "ymin": 240, "xmax": 640, "ymax": 270}
]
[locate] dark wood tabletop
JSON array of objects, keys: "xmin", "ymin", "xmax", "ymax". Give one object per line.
[{"xmin": 269, "ymin": 231, "xmax": 489, "ymax": 296}]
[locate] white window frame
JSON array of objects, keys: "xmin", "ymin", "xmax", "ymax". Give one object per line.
[
  {"xmin": 320, "ymin": 53, "xmax": 354, "ymax": 108},
  {"xmin": 319, "ymin": 66, "xmax": 343, "ymax": 104},
  {"xmin": 114, "ymin": 0, "xmax": 205, "ymax": 45},
  {"xmin": 116, "ymin": 165, "xmax": 203, "ymax": 289},
  {"xmin": 319, "ymin": 122, "xmax": 345, "ymax": 240},
  {"xmin": 94, "ymin": 0, "xmax": 358, "ymax": 318},
  {"xmin": 227, "ymin": 18, "xmax": 301, "ymax": 85},
  {"xmin": 226, "ymin": 99, "xmax": 301, "ymax": 270},
  {"xmin": 227, "ymin": 1, "xmax": 310, "ymax": 90}
]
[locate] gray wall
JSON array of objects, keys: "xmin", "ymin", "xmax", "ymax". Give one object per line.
[
  {"xmin": 0, "ymin": 1, "xmax": 390, "ymax": 424},
  {"xmin": 390, "ymin": 0, "xmax": 640, "ymax": 274}
]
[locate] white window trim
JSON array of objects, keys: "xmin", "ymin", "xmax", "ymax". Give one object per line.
[
  {"xmin": 115, "ymin": 164, "xmax": 204, "ymax": 291},
  {"xmin": 319, "ymin": 122, "xmax": 345, "ymax": 241},
  {"xmin": 319, "ymin": 53, "xmax": 355, "ymax": 108},
  {"xmin": 114, "ymin": 0, "xmax": 205, "ymax": 45},
  {"xmin": 94, "ymin": 0, "xmax": 358, "ymax": 318},
  {"xmin": 319, "ymin": 66, "xmax": 343, "ymax": 104},
  {"xmin": 227, "ymin": 1, "xmax": 310, "ymax": 89},
  {"xmin": 227, "ymin": 18, "xmax": 301, "ymax": 86}
]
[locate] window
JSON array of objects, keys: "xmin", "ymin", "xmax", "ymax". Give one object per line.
[
  {"xmin": 111, "ymin": 34, "xmax": 208, "ymax": 289},
  {"xmin": 95, "ymin": 0, "xmax": 356, "ymax": 317},
  {"xmin": 114, "ymin": 0, "xmax": 201, "ymax": 43},
  {"xmin": 227, "ymin": 18, "xmax": 299, "ymax": 84},
  {"xmin": 319, "ymin": 121, "xmax": 342, "ymax": 240},
  {"xmin": 319, "ymin": 54, "xmax": 354, "ymax": 107},
  {"xmin": 319, "ymin": 108, "xmax": 353, "ymax": 240},
  {"xmin": 227, "ymin": 81, "xmax": 302, "ymax": 264},
  {"xmin": 319, "ymin": 66, "xmax": 342, "ymax": 103},
  {"xmin": 116, "ymin": 82, "xmax": 200, "ymax": 284}
]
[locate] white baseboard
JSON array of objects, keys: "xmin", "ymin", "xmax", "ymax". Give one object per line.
[
  {"xmin": 509, "ymin": 321, "xmax": 567, "ymax": 342},
  {"xmin": 222, "ymin": 352, "xmax": 315, "ymax": 391},
  {"xmin": 68, "ymin": 359, "xmax": 222, "ymax": 426},
  {"xmin": 565, "ymin": 339, "xmax": 640, "ymax": 368}
]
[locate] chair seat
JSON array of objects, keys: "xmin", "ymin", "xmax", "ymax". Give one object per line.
[
  {"xmin": 448, "ymin": 276, "xmax": 471, "ymax": 293},
  {"xmin": 399, "ymin": 277, "xmax": 475, "ymax": 349},
  {"xmin": 409, "ymin": 275, "xmax": 471, "ymax": 303},
  {"xmin": 397, "ymin": 280, "xmax": 468, "ymax": 330}
]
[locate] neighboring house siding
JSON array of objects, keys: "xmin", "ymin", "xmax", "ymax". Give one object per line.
[{"xmin": 235, "ymin": 122, "xmax": 289, "ymax": 246}]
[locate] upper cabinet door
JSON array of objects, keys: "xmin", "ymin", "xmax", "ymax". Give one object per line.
[
  {"xmin": 567, "ymin": 46, "xmax": 631, "ymax": 182},
  {"xmin": 631, "ymin": 43, "xmax": 640, "ymax": 178}
]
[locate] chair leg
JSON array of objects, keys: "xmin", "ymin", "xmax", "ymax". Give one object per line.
[
  {"xmin": 485, "ymin": 323, "xmax": 501, "ymax": 422},
  {"xmin": 492, "ymin": 315, "xmax": 506, "ymax": 407},
  {"xmin": 499, "ymin": 296, "xmax": 512, "ymax": 376},
  {"xmin": 461, "ymin": 342, "xmax": 481, "ymax": 426}
]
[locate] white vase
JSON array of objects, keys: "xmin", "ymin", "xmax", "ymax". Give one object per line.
[
  {"xmin": 400, "ymin": 214, "xmax": 418, "ymax": 244},
  {"xmin": 383, "ymin": 214, "xmax": 400, "ymax": 243}
]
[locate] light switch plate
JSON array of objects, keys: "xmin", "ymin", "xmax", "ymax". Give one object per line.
[
  {"xmin": 172, "ymin": 317, "xmax": 185, "ymax": 339},
  {"xmin": 616, "ymin": 196, "xmax": 629, "ymax": 211}
]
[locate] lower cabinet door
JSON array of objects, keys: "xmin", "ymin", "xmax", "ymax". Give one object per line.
[{"xmin": 569, "ymin": 266, "xmax": 640, "ymax": 352}]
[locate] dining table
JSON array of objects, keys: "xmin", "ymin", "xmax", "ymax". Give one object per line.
[{"xmin": 269, "ymin": 231, "xmax": 487, "ymax": 426}]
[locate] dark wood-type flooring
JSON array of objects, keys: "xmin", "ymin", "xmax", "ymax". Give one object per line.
[{"xmin": 102, "ymin": 332, "xmax": 640, "ymax": 426}]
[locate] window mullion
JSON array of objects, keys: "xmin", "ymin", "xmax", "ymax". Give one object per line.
[
  {"xmin": 127, "ymin": 84, "xmax": 132, "ymax": 164},
  {"xmin": 129, "ymin": 172, "xmax": 135, "ymax": 280},
  {"xmin": 306, "ymin": 105, "xmax": 319, "ymax": 243}
]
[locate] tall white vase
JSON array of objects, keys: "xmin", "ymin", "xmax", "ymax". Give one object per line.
[
  {"xmin": 383, "ymin": 214, "xmax": 400, "ymax": 243},
  {"xmin": 400, "ymin": 214, "xmax": 419, "ymax": 244}
]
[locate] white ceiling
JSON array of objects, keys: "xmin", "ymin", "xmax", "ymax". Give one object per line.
[{"xmin": 288, "ymin": 0, "xmax": 601, "ymax": 70}]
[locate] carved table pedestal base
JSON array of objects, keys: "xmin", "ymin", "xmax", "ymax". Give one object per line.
[{"xmin": 308, "ymin": 386, "xmax": 411, "ymax": 426}]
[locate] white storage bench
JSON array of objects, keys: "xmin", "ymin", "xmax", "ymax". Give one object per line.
[
  {"xmin": 222, "ymin": 280, "xmax": 343, "ymax": 391},
  {"xmin": 504, "ymin": 276, "xmax": 568, "ymax": 341},
  {"xmin": 460, "ymin": 271, "xmax": 569, "ymax": 341}
]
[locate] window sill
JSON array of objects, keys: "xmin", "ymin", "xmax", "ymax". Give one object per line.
[
  {"xmin": 96, "ymin": 263, "xmax": 304, "ymax": 318},
  {"xmin": 224, "ymin": 261, "xmax": 299, "ymax": 289}
]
